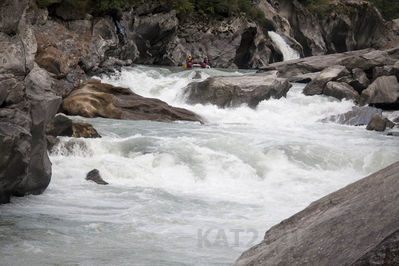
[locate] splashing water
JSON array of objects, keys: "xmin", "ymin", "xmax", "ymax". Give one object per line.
[
  {"xmin": 1, "ymin": 66, "xmax": 398, "ymax": 265},
  {"xmin": 268, "ymin": 31, "xmax": 300, "ymax": 61}
]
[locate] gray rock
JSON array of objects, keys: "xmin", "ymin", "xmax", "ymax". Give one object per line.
[
  {"xmin": 351, "ymin": 68, "xmax": 370, "ymax": 93},
  {"xmin": 324, "ymin": 106, "xmax": 382, "ymax": 126},
  {"xmin": 0, "ymin": 0, "xmax": 28, "ymax": 34},
  {"xmin": 366, "ymin": 114, "xmax": 388, "ymax": 131},
  {"xmin": 0, "ymin": 32, "xmax": 26, "ymax": 76},
  {"xmin": 387, "ymin": 132, "xmax": 399, "ymax": 137},
  {"xmin": 81, "ymin": 17, "xmax": 119, "ymax": 73},
  {"xmin": 234, "ymin": 161, "xmax": 399, "ymax": 266},
  {"xmin": 360, "ymin": 76, "xmax": 399, "ymax": 108},
  {"xmin": 86, "ymin": 169, "xmax": 108, "ymax": 185},
  {"xmin": 394, "ymin": 60, "xmax": 399, "ymax": 80},
  {"xmin": 184, "ymin": 71, "xmax": 291, "ymax": 108},
  {"xmin": 303, "ymin": 65, "xmax": 350, "ymax": 95},
  {"xmin": 323, "ymin": 81, "xmax": 359, "ymax": 102},
  {"xmin": 373, "ymin": 65, "xmax": 394, "ymax": 80},
  {"xmin": 12, "ymin": 65, "xmax": 62, "ymax": 196}
]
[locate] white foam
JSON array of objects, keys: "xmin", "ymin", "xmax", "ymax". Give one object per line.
[{"xmin": 268, "ymin": 31, "xmax": 300, "ymax": 61}]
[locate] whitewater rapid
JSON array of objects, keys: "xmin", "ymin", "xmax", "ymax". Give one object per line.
[{"xmin": 1, "ymin": 66, "xmax": 398, "ymax": 265}]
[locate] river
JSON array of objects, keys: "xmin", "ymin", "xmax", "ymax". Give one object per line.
[{"xmin": 1, "ymin": 65, "xmax": 399, "ymax": 265}]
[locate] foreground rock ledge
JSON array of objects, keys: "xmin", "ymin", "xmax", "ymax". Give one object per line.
[
  {"xmin": 234, "ymin": 161, "xmax": 399, "ymax": 266},
  {"xmin": 61, "ymin": 79, "xmax": 203, "ymax": 123}
]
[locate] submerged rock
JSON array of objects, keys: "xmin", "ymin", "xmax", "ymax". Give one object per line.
[
  {"xmin": 234, "ymin": 161, "xmax": 399, "ymax": 266},
  {"xmin": 61, "ymin": 80, "xmax": 203, "ymax": 123},
  {"xmin": 184, "ymin": 71, "xmax": 291, "ymax": 108},
  {"xmin": 323, "ymin": 106, "xmax": 382, "ymax": 126},
  {"xmin": 86, "ymin": 169, "xmax": 108, "ymax": 185}
]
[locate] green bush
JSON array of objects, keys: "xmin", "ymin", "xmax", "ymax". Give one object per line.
[
  {"xmin": 367, "ymin": 0, "xmax": 399, "ymax": 20},
  {"xmin": 37, "ymin": 0, "xmax": 62, "ymax": 8}
]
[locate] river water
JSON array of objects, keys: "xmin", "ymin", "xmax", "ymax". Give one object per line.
[{"xmin": 1, "ymin": 66, "xmax": 399, "ymax": 265}]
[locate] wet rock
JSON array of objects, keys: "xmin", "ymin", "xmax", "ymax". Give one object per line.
[
  {"xmin": 323, "ymin": 81, "xmax": 359, "ymax": 102},
  {"xmin": 234, "ymin": 161, "xmax": 399, "ymax": 266},
  {"xmin": 387, "ymin": 132, "xmax": 399, "ymax": 137},
  {"xmin": 323, "ymin": 106, "xmax": 382, "ymax": 126},
  {"xmin": 303, "ymin": 65, "xmax": 350, "ymax": 96},
  {"xmin": 386, "ymin": 118, "xmax": 395, "ymax": 129},
  {"xmin": 61, "ymin": 80, "xmax": 203, "ymax": 123},
  {"xmin": 184, "ymin": 71, "xmax": 291, "ymax": 108},
  {"xmin": 366, "ymin": 114, "xmax": 389, "ymax": 131},
  {"xmin": 192, "ymin": 71, "xmax": 202, "ymax": 80},
  {"xmin": 360, "ymin": 76, "xmax": 399, "ymax": 109},
  {"xmin": 46, "ymin": 113, "xmax": 101, "ymax": 139},
  {"xmin": 394, "ymin": 116, "xmax": 399, "ymax": 123},
  {"xmin": 86, "ymin": 169, "xmax": 108, "ymax": 185}
]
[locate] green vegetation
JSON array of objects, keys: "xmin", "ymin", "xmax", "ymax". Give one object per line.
[
  {"xmin": 298, "ymin": 0, "xmax": 399, "ymax": 20},
  {"xmin": 36, "ymin": 0, "xmax": 273, "ymax": 29},
  {"xmin": 367, "ymin": 0, "xmax": 399, "ymax": 20},
  {"xmin": 173, "ymin": 0, "xmax": 274, "ymax": 30}
]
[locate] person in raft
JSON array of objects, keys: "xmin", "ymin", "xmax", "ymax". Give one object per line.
[
  {"xmin": 186, "ymin": 55, "xmax": 194, "ymax": 69},
  {"xmin": 201, "ymin": 57, "xmax": 210, "ymax": 68}
]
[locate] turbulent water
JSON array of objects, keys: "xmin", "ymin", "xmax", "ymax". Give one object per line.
[
  {"xmin": 1, "ymin": 66, "xmax": 399, "ymax": 265},
  {"xmin": 268, "ymin": 31, "xmax": 300, "ymax": 61}
]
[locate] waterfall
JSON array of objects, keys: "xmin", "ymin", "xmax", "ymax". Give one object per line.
[{"xmin": 268, "ymin": 31, "xmax": 300, "ymax": 61}]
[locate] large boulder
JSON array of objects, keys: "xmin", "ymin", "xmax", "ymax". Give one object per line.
[
  {"xmin": 360, "ymin": 76, "xmax": 399, "ymax": 109},
  {"xmin": 303, "ymin": 65, "xmax": 350, "ymax": 95},
  {"xmin": 184, "ymin": 71, "xmax": 291, "ymax": 108},
  {"xmin": 235, "ymin": 161, "xmax": 399, "ymax": 266},
  {"xmin": 323, "ymin": 81, "xmax": 359, "ymax": 102},
  {"xmin": 322, "ymin": 106, "xmax": 382, "ymax": 126},
  {"xmin": 61, "ymin": 79, "xmax": 203, "ymax": 123}
]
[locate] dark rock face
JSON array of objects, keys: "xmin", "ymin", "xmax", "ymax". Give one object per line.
[
  {"xmin": 184, "ymin": 71, "xmax": 291, "ymax": 108},
  {"xmin": 234, "ymin": 161, "xmax": 399, "ymax": 266},
  {"xmin": 118, "ymin": 9, "xmax": 279, "ymax": 68},
  {"xmin": 86, "ymin": 169, "xmax": 108, "ymax": 185},
  {"xmin": 323, "ymin": 106, "xmax": 382, "ymax": 126},
  {"xmin": 46, "ymin": 113, "xmax": 101, "ymax": 139},
  {"xmin": 61, "ymin": 80, "xmax": 203, "ymax": 123},
  {"xmin": 0, "ymin": 1, "xmax": 62, "ymax": 203},
  {"xmin": 277, "ymin": 0, "xmax": 394, "ymax": 56}
]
